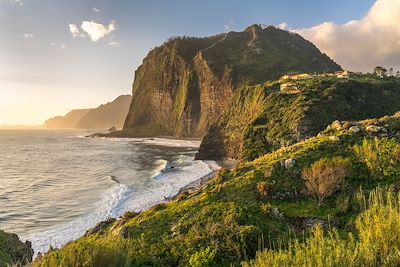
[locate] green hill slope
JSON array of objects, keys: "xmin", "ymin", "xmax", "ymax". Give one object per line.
[
  {"xmin": 33, "ymin": 113, "xmax": 400, "ymax": 266},
  {"xmin": 197, "ymin": 75, "xmax": 400, "ymax": 160}
]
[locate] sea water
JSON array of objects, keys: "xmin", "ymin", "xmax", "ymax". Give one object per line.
[{"xmin": 0, "ymin": 129, "xmax": 219, "ymax": 254}]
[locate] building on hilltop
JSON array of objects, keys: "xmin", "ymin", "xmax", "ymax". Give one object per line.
[
  {"xmin": 281, "ymin": 72, "xmax": 311, "ymax": 80},
  {"xmin": 335, "ymin": 70, "xmax": 355, "ymax": 78}
]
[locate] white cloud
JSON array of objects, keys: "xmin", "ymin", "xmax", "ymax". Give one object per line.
[
  {"xmin": 61, "ymin": 44, "xmax": 67, "ymax": 49},
  {"xmin": 68, "ymin": 24, "xmax": 85, "ymax": 38},
  {"xmin": 296, "ymin": 0, "xmax": 400, "ymax": 72},
  {"xmin": 277, "ymin": 22, "xmax": 288, "ymax": 30},
  {"xmin": 93, "ymin": 7, "xmax": 100, "ymax": 13},
  {"xmin": 68, "ymin": 20, "xmax": 115, "ymax": 42},
  {"xmin": 224, "ymin": 20, "xmax": 236, "ymax": 31},
  {"xmin": 10, "ymin": 0, "xmax": 23, "ymax": 6},
  {"xmin": 23, "ymin": 33, "xmax": 34, "ymax": 39},
  {"xmin": 108, "ymin": 41, "xmax": 119, "ymax": 46}
]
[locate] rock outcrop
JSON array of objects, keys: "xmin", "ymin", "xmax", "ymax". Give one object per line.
[
  {"xmin": 122, "ymin": 25, "xmax": 341, "ymax": 137},
  {"xmin": 0, "ymin": 229, "xmax": 33, "ymax": 266}
]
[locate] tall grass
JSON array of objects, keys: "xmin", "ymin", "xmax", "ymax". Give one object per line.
[{"xmin": 243, "ymin": 187, "xmax": 400, "ymax": 267}]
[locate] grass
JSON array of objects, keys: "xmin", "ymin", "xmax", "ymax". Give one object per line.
[
  {"xmin": 33, "ymin": 114, "xmax": 400, "ymax": 266},
  {"xmin": 243, "ymin": 188, "xmax": 400, "ymax": 267}
]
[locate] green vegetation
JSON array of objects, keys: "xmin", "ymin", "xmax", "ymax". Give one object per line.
[
  {"xmin": 244, "ymin": 188, "xmax": 400, "ymax": 267},
  {"xmin": 0, "ymin": 230, "xmax": 33, "ymax": 266},
  {"xmin": 34, "ymin": 114, "xmax": 400, "ymax": 266},
  {"xmin": 198, "ymin": 74, "xmax": 400, "ymax": 160},
  {"xmin": 354, "ymin": 138, "xmax": 400, "ymax": 179}
]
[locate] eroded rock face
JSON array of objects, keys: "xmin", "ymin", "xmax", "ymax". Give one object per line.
[{"xmin": 123, "ymin": 25, "xmax": 341, "ymax": 138}]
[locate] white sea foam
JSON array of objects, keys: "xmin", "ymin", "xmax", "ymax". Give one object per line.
[
  {"xmin": 23, "ymin": 155, "xmax": 220, "ymax": 257},
  {"xmin": 151, "ymin": 159, "xmax": 169, "ymax": 178},
  {"xmin": 22, "ymin": 181, "xmax": 131, "ymax": 255},
  {"xmin": 2, "ymin": 132, "xmax": 220, "ymax": 258},
  {"xmin": 108, "ymin": 137, "xmax": 201, "ymax": 148}
]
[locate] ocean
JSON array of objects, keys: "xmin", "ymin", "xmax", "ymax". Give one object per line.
[{"xmin": 0, "ymin": 129, "xmax": 219, "ymax": 255}]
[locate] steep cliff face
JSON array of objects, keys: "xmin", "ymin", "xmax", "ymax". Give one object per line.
[
  {"xmin": 123, "ymin": 25, "xmax": 341, "ymax": 137},
  {"xmin": 196, "ymin": 75, "xmax": 400, "ymax": 160}
]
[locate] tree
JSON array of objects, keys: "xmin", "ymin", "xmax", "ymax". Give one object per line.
[
  {"xmin": 389, "ymin": 67, "xmax": 394, "ymax": 76},
  {"xmin": 302, "ymin": 157, "xmax": 349, "ymax": 206},
  {"xmin": 373, "ymin": 66, "xmax": 388, "ymax": 77},
  {"xmin": 396, "ymin": 71, "xmax": 400, "ymax": 78}
]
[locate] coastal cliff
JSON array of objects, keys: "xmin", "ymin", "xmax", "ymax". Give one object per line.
[{"xmin": 122, "ymin": 25, "xmax": 341, "ymax": 137}]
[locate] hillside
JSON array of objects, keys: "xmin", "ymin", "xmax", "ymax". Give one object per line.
[
  {"xmin": 44, "ymin": 109, "xmax": 90, "ymax": 129},
  {"xmin": 196, "ymin": 75, "xmax": 400, "ymax": 160},
  {"xmin": 76, "ymin": 95, "xmax": 132, "ymax": 129},
  {"xmin": 0, "ymin": 229, "xmax": 33, "ymax": 266},
  {"xmin": 33, "ymin": 113, "xmax": 400, "ymax": 266},
  {"xmin": 44, "ymin": 95, "xmax": 132, "ymax": 130},
  {"xmin": 120, "ymin": 25, "xmax": 340, "ymax": 138}
]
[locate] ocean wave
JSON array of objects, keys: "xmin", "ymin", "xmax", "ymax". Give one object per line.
[
  {"xmin": 21, "ymin": 181, "xmax": 131, "ymax": 256},
  {"xmin": 22, "ymin": 159, "xmax": 220, "ymax": 258},
  {"xmin": 151, "ymin": 159, "xmax": 169, "ymax": 178},
  {"xmin": 107, "ymin": 137, "xmax": 201, "ymax": 148}
]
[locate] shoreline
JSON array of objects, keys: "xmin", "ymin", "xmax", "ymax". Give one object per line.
[
  {"xmin": 31, "ymin": 158, "xmax": 235, "ymax": 258},
  {"xmin": 167, "ymin": 159, "xmax": 237, "ymax": 201}
]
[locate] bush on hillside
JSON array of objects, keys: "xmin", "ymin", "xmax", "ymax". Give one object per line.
[
  {"xmin": 302, "ymin": 157, "xmax": 350, "ymax": 206},
  {"xmin": 354, "ymin": 138, "xmax": 400, "ymax": 179},
  {"xmin": 243, "ymin": 188, "xmax": 400, "ymax": 267}
]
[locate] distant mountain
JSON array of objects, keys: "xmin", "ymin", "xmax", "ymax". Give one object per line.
[
  {"xmin": 121, "ymin": 24, "xmax": 341, "ymax": 138},
  {"xmin": 44, "ymin": 109, "xmax": 90, "ymax": 129},
  {"xmin": 44, "ymin": 95, "xmax": 132, "ymax": 130}
]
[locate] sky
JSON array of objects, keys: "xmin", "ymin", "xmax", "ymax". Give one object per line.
[{"xmin": 2, "ymin": 0, "xmax": 398, "ymax": 125}]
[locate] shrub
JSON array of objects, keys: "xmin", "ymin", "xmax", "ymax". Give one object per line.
[
  {"xmin": 354, "ymin": 138, "xmax": 400, "ymax": 179},
  {"xmin": 302, "ymin": 157, "xmax": 350, "ymax": 206},
  {"xmin": 243, "ymin": 188, "xmax": 400, "ymax": 267},
  {"xmin": 256, "ymin": 182, "xmax": 270, "ymax": 198},
  {"xmin": 189, "ymin": 247, "xmax": 216, "ymax": 267},
  {"xmin": 260, "ymin": 203, "xmax": 273, "ymax": 215},
  {"xmin": 336, "ymin": 191, "xmax": 350, "ymax": 213}
]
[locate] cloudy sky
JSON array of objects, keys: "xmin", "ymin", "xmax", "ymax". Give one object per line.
[{"xmin": 1, "ymin": 0, "xmax": 398, "ymax": 125}]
